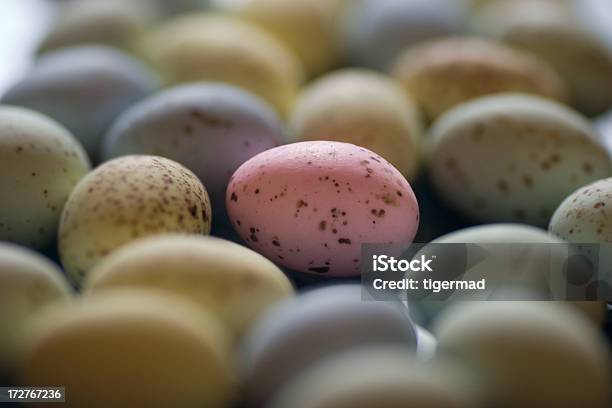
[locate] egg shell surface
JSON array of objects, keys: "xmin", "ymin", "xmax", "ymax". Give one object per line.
[
  {"xmin": 1, "ymin": 46, "xmax": 159, "ymax": 158},
  {"xmin": 20, "ymin": 289, "xmax": 234, "ymax": 408},
  {"xmin": 0, "ymin": 243, "xmax": 72, "ymax": 374},
  {"xmin": 240, "ymin": 284, "xmax": 417, "ymax": 405},
  {"xmin": 391, "ymin": 36, "xmax": 568, "ymax": 120},
  {"xmin": 0, "ymin": 106, "xmax": 91, "ymax": 249},
  {"xmin": 103, "ymin": 83, "xmax": 287, "ymax": 209},
  {"xmin": 428, "ymin": 94, "xmax": 612, "ymax": 226},
  {"xmin": 226, "ymin": 141, "xmax": 419, "ymax": 277},
  {"xmin": 59, "ymin": 155, "xmax": 211, "ymax": 284},
  {"xmin": 142, "ymin": 13, "xmax": 303, "ymax": 116},
  {"xmin": 290, "ymin": 69, "xmax": 422, "ymax": 181},
  {"xmin": 434, "ymin": 301, "xmax": 611, "ymax": 407},
  {"xmin": 85, "ymin": 234, "xmax": 294, "ymax": 337}
]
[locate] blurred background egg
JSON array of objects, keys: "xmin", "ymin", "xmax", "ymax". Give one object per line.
[
  {"xmin": 341, "ymin": 0, "xmax": 468, "ymax": 70},
  {"xmin": 240, "ymin": 284, "xmax": 417, "ymax": 405},
  {"xmin": 0, "ymin": 243, "xmax": 72, "ymax": 377},
  {"xmin": 58, "ymin": 155, "xmax": 211, "ymax": 284},
  {"xmin": 391, "ymin": 36, "xmax": 569, "ymax": 121},
  {"xmin": 427, "ymin": 94, "xmax": 612, "ymax": 226},
  {"xmin": 103, "ymin": 83, "xmax": 287, "ymax": 214},
  {"xmin": 85, "ymin": 234, "xmax": 294, "ymax": 337},
  {"xmin": 37, "ymin": 0, "xmax": 159, "ymax": 54},
  {"xmin": 0, "ymin": 106, "xmax": 90, "ymax": 249},
  {"xmin": 434, "ymin": 301, "xmax": 611, "ymax": 407},
  {"xmin": 19, "ymin": 289, "xmax": 235, "ymax": 408},
  {"xmin": 141, "ymin": 13, "xmax": 304, "ymax": 116},
  {"xmin": 226, "ymin": 141, "xmax": 419, "ymax": 277},
  {"xmin": 290, "ymin": 69, "xmax": 422, "ymax": 181},
  {"xmin": 471, "ymin": 0, "xmax": 612, "ymax": 117},
  {"xmin": 1, "ymin": 45, "xmax": 159, "ymax": 159},
  {"xmin": 268, "ymin": 347, "xmax": 483, "ymax": 408},
  {"xmin": 213, "ymin": 0, "xmax": 344, "ymax": 77}
]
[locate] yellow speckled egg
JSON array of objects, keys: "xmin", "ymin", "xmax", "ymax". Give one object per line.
[
  {"xmin": 391, "ymin": 36, "xmax": 568, "ymax": 120},
  {"xmin": 141, "ymin": 13, "xmax": 304, "ymax": 116},
  {"xmin": 290, "ymin": 69, "xmax": 422, "ymax": 181},
  {"xmin": 214, "ymin": 0, "xmax": 344, "ymax": 76},
  {"xmin": 434, "ymin": 301, "xmax": 611, "ymax": 407},
  {"xmin": 472, "ymin": 0, "xmax": 612, "ymax": 116},
  {"xmin": 0, "ymin": 106, "xmax": 90, "ymax": 249},
  {"xmin": 0, "ymin": 243, "xmax": 72, "ymax": 375},
  {"xmin": 19, "ymin": 289, "xmax": 234, "ymax": 408},
  {"xmin": 58, "ymin": 155, "xmax": 211, "ymax": 284},
  {"xmin": 84, "ymin": 234, "xmax": 293, "ymax": 337},
  {"xmin": 428, "ymin": 94, "xmax": 612, "ymax": 226}
]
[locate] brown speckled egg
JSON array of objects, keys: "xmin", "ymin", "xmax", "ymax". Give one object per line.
[
  {"xmin": 84, "ymin": 234, "xmax": 294, "ymax": 337},
  {"xmin": 226, "ymin": 141, "xmax": 419, "ymax": 277},
  {"xmin": 550, "ymin": 177, "xmax": 612, "ymax": 243},
  {"xmin": 59, "ymin": 155, "xmax": 211, "ymax": 284},
  {"xmin": 0, "ymin": 106, "xmax": 90, "ymax": 249},
  {"xmin": 391, "ymin": 36, "xmax": 568, "ymax": 120},
  {"xmin": 428, "ymin": 94, "xmax": 612, "ymax": 226},
  {"xmin": 290, "ymin": 69, "xmax": 423, "ymax": 181}
]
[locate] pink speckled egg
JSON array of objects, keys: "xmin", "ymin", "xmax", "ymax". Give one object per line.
[{"xmin": 226, "ymin": 141, "xmax": 419, "ymax": 277}]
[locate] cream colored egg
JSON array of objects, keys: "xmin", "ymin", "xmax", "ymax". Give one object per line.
[
  {"xmin": 290, "ymin": 69, "xmax": 422, "ymax": 181},
  {"xmin": 471, "ymin": 0, "xmax": 612, "ymax": 116},
  {"xmin": 550, "ymin": 178, "xmax": 612, "ymax": 243},
  {"xmin": 84, "ymin": 234, "xmax": 293, "ymax": 337},
  {"xmin": 141, "ymin": 13, "xmax": 304, "ymax": 116},
  {"xmin": 428, "ymin": 94, "xmax": 612, "ymax": 226},
  {"xmin": 58, "ymin": 155, "xmax": 211, "ymax": 284},
  {"xmin": 0, "ymin": 243, "xmax": 72, "ymax": 375},
  {"xmin": 215, "ymin": 0, "xmax": 343, "ymax": 76},
  {"xmin": 434, "ymin": 301, "xmax": 611, "ymax": 407},
  {"xmin": 391, "ymin": 36, "xmax": 568, "ymax": 120},
  {"xmin": 268, "ymin": 347, "xmax": 483, "ymax": 408},
  {"xmin": 0, "ymin": 106, "xmax": 90, "ymax": 249},
  {"xmin": 38, "ymin": 0, "xmax": 158, "ymax": 54},
  {"xmin": 19, "ymin": 289, "xmax": 234, "ymax": 408}
]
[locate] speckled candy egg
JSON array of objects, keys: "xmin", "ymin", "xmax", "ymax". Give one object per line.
[
  {"xmin": 226, "ymin": 141, "xmax": 419, "ymax": 277},
  {"xmin": 85, "ymin": 234, "xmax": 294, "ymax": 337},
  {"xmin": 472, "ymin": 0, "xmax": 612, "ymax": 116},
  {"xmin": 141, "ymin": 13, "xmax": 303, "ymax": 116},
  {"xmin": 0, "ymin": 243, "xmax": 72, "ymax": 375},
  {"xmin": 214, "ymin": 0, "xmax": 343, "ymax": 76},
  {"xmin": 550, "ymin": 178, "xmax": 612, "ymax": 243},
  {"xmin": 391, "ymin": 36, "xmax": 568, "ymax": 120},
  {"xmin": 1, "ymin": 46, "xmax": 159, "ymax": 158},
  {"xmin": 341, "ymin": 0, "xmax": 468, "ymax": 70},
  {"xmin": 268, "ymin": 347, "xmax": 482, "ymax": 408},
  {"xmin": 434, "ymin": 301, "xmax": 611, "ymax": 407},
  {"xmin": 0, "ymin": 106, "xmax": 90, "ymax": 249},
  {"xmin": 428, "ymin": 94, "xmax": 612, "ymax": 226},
  {"xmin": 240, "ymin": 285, "xmax": 418, "ymax": 405},
  {"xmin": 59, "ymin": 155, "xmax": 211, "ymax": 284},
  {"xmin": 290, "ymin": 69, "xmax": 422, "ymax": 181},
  {"xmin": 20, "ymin": 290, "xmax": 234, "ymax": 408},
  {"xmin": 103, "ymin": 83, "xmax": 287, "ymax": 209}
]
